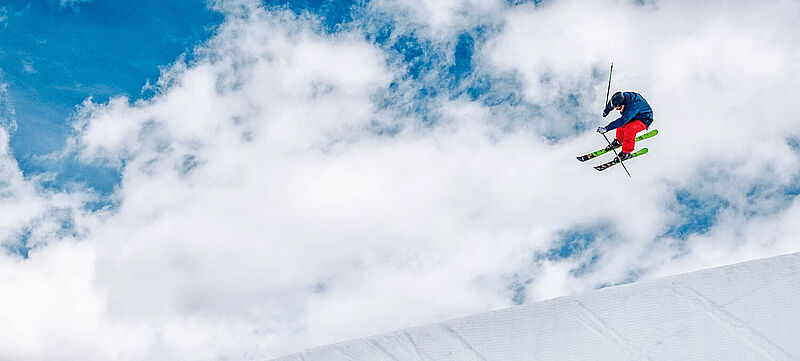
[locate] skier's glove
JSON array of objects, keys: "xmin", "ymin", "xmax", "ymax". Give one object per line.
[
  {"xmin": 597, "ymin": 126, "xmax": 607, "ymax": 134},
  {"xmin": 602, "ymin": 110, "xmax": 609, "ymax": 117}
]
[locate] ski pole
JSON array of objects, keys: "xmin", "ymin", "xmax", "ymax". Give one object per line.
[
  {"xmin": 602, "ymin": 62, "xmax": 631, "ymax": 178},
  {"xmin": 605, "ymin": 62, "xmax": 614, "ymax": 104},
  {"xmin": 602, "ymin": 132, "xmax": 631, "ymax": 178}
]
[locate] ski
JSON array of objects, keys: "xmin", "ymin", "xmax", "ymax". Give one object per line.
[
  {"xmin": 576, "ymin": 129, "xmax": 658, "ymax": 162},
  {"xmin": 594, "ymin": 148, "xmax": 649, "ymax": 171}
]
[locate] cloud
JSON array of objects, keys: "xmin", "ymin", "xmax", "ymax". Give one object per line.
[
  {"xmin": 368, "ymin": 0, "xmax": 506, "ymax": 39},
  {"xmin": 0, "ymin": 80, "xmax": 17, "ymax": 133},
  {"xmin": 484, "ymin": 0, "xmax": 800, "ymax": 285},
  {"xmin": 0, "ymin": 0, "xmax": 799, "ymax": 360}
]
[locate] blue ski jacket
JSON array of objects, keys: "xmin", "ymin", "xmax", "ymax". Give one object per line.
[{"xmin": 603, "ymin": 91, "xmax": 654, "ymax": 131}]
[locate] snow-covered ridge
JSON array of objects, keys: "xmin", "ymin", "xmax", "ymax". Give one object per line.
[{"xmin": 272, "ymin": 252, "xmax": 800, "ymax": 360}]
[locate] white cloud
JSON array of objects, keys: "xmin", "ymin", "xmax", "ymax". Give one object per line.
[
  {"xmin": 0, "ymin": 117, "xmax": 99, "ymax": 359},
  {"xmin": 369, "ymin": 0, "xmax": 506, "ymax": 39},
  {"xmin": 484, "ymin": 0, "xmax": 800, "ymax": 291},
  {"xmin": 0, "ymin": 80, "xmax": 17, "ymax": 133},
  {"xmin": 1, "ymin": 0, "xmax": 799, "ymax": 360}
]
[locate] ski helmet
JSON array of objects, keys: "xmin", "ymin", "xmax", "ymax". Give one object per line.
[{"xmin": 610, "ymin": 92, "xmax": 626, "ymax": 107}]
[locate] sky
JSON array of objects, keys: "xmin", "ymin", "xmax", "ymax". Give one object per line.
[{"xmin": 0, "ymin": 0, "xmax": 799, "ymax": 359}]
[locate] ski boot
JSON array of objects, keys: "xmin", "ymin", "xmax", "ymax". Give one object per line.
[
  {"xmin": 604, "ymin": 139, "xmax": 622, "ymax": 151},
  {"xmin": 616, "ymin": 151, "xmax": 633, "ymax": 162}
]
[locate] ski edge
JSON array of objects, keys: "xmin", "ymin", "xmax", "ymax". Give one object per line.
[{"xmin": 594, "ymin": 148, "xmax": 649, "ymax": 171}]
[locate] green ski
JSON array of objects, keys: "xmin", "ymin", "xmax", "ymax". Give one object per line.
[
  {"xmin": 594, "ymin": 148, "xmax": 649, "ymax": 171},
  {"xmin": 576, "ymin": 129, "xmax": 658, "ymax": 162}
]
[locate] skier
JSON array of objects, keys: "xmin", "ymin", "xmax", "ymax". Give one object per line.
[{"xmin": 597, "ymin": 91, "xmax": 654, "ymax": 161}]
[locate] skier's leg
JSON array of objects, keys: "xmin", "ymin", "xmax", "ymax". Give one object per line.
[{"xmin": 621, "ymin": 120, "xmax": 647, "ymax": 153}]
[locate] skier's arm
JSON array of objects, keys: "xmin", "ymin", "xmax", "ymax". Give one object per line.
[
  {"xmin": 602, "ymin": 101, "xmax": 613, "ymax": 117},
  {"xmin": 604, "ymin": 109, "xmax": 638, "ymax": 131}
]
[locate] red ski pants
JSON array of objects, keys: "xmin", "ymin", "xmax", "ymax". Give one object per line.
[{"xmin": 615, "ymin": 120, "xmax": 647, "ymax": 153}]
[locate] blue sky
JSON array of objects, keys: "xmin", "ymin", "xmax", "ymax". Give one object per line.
[
  {"xmin": 1, "ymin": 0, "xmax": 799, "ymax": 359},
  {"xmin": 0, "ymin": 0, "xmax": 222, "ymax": 193}
]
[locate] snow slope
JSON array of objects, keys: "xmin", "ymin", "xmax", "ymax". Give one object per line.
[{"xmin": 272, "ymin": 252, "xmax": 800, "ymax": 361}]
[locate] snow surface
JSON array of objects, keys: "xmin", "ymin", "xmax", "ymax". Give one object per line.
[{"xmin": 272, "ymin": 252, "xmax": 800, "ymax": 361}]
